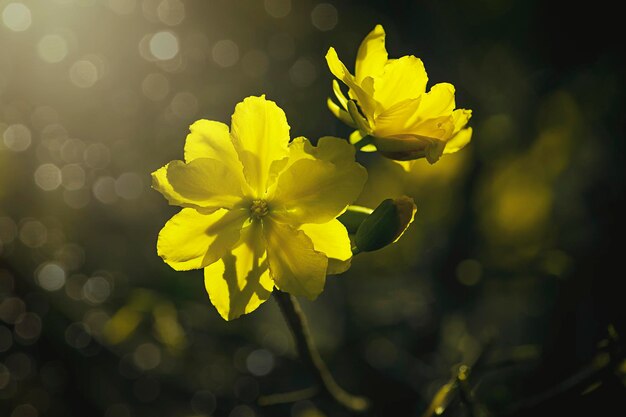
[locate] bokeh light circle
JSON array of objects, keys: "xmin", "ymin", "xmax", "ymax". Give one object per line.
[
  {"xmin": 311, "ymin": 3, "xmax": 338, "ymax": 31},
  {"xmin": 69, "ymin": 60, "xmax": 99, "ymax": 88},
  {"xmin": 149, "ymin": 31, "xmax": 179, "ymax": 60},
  {"xmin": 34, "ymin": 163, "xmax": 62, "ymax": 191},
  {"xmin": 212, "ymin": 39, "xmax": 239, "ymax": 68},
  {"xmin": 38, "ymin": 34, "xmax": 68, "ymax": 63},
  {"xmin": 37, "ymin": 262, "xmax": 66, "ymax": 291},
  {"xmin": 264, "ymin": 0, "xmax": 291, "ymax": 18},
  {"xmin": 3, "ymin": 124, "xmax": 31, "ymax": 151},
  {"xmin": 2, "ymin": 3, "xmax": 31, "ymax": 32}
]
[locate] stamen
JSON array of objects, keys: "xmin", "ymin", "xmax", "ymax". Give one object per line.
[{"xmin": 250, "ymin": 199, "xmax": 269, "ymax": 219}]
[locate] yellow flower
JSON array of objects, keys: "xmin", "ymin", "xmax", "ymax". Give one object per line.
[
  {"xmin": 325, "ymin": 25, "xmax": 473, "ymax": 164},
  {"xmin": 152, "ymin": 96, "xmax": 367, "ymax": 320}
]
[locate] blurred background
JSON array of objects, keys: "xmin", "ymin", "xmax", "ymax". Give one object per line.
[{"xmin": 1, "ymin": 0, "xmax": 624, "ymax": 416}]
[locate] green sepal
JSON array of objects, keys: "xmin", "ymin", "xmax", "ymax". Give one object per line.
[
  {"xmin": 354, "ymin": 196, "xmax": 417, "ymax": 252},
  {"xmin": 338, "ymin": 205, "xmax": 373, "ymax": 234}
]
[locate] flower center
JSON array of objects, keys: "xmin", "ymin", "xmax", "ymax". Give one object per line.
[{"xmin": 250, "ymin": 199, "xmax": 269, "ymax": 219}]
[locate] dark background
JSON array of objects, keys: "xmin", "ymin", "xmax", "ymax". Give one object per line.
[{"xmin": 1, "ymin": 0, "xmax": 624, "ymax": 416}]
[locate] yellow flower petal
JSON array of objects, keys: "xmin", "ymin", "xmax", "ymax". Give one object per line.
[
  {"xmin": 445, "ymin": 127, "xmax": 473, "ymax": 155},
  {"xmin": 204, "ymin": 221, "xmax": 273, "ymax": 321},
  {"xmin": 373, "ymin": 56, "xmax": 428, "ymax": 111},
  {"xmin": 358, "ymin": 76, "xmax": 376, "ymax": 98},
  {"xmin": 326, "ymin": 47, "xmax": 353, "ymax": 83},
  {"xmin": 327, "ymin": 98, "xmax": 356, "ymax": 128},
  {"xmin": 347, "ymin": 100, "xmax": 373, "ymax": 134},
  {"xmin": 269, "ymin": 158, "xmax": 365, "ymax": 224},
  {"xmin": 374, "ymin": 94, "xmax": 456, "ymax": 141},
  {"xmin": 306, "ymin": 136, "xmax": 359, "ymax": 165},
  {"xmin": 451, "ymin": 108, "xmax": 472, "ymax": 134},
  {"xmin": 410, "ymin": 115, "xmax": 456, "ymax": 141},
  {"xmin": 443, "ymin": 109, "xmax": 472, "ymax": 154},
  {"xmin": 153, "ymin": 158, "xmax": 245, "ymax": 210},
  {"xmin": 264, "ymin": 136, "xmax": 306, "ymax": 190},
  {"xmin": 394, "ymin": 160, "xmax": 415, "ymax": 172},
  {"xmin": 183, "ymin": 119, "xmax": 252, "ymax": 196},
  {"xmin": 355, "ymin": 24, "xmax": 388, "ymax": 83},
  {"xmin": 268, "ymin": 136, "xmax": 360, "ymax": 194},
  {"xmin": 269, "ymin": 148, "xmax": 367, "ymax": 224},
  {"xmin": 157, "ymin": 208, "xmax": 248, "ymax": 271},
  {"xmin": 184, "ymin": 120, "xmax": 235, "ymax": 163},
  {"xmin": 325, "ymin": 47, "xmax": 377, "ymax": 120},
  {"xmin": 373, "ymin": 114, "xmax": 452, "ymax": 162},
  {"xmin": 152, "ymin": 164, "xmax": 188, "ymax": 207},
  {"xmin": 300, "ymin": 220, "xmax": 352, "ymax": 275},
  {"xmin": 230, "ymin": 95, "xmax": 290, "ymax": 197},
  {"xmin": 373, "ymin": 97, "xmax": 423, "ymax": 138},
  {"xmin": 275, "ymin": 136, "xmax": 324, "ymax": 170},
  {"xmin": 418, "ymin": 83, "xmax": 456, "ymax": 119},
  {"xmin": 264, "ymin": 219, "xmax": 327, "ymax": 300},
  {"xmin": 332, "ymin": 79, "xmax": 349, "ymax": 110}
]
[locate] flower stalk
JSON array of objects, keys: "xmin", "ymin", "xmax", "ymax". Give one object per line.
[{"xmin": 273, "ymin": 290, "xmax": 370, "ymax": 413}]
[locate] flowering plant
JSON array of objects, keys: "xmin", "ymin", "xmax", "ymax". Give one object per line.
[{"xmin": 151, "ymin": 24, "xmax": 470, "ymax": 412}]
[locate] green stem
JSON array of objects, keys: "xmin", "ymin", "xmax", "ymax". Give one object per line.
[{"xmin": 272, "ymin": 290, "xmax": 370, "ymax": 413}]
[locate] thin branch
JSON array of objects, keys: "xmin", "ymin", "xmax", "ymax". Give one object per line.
[
  {"xmin": 272, "ymin": 290, "xmax": 370, "ymax": 413},
  {"xmin": 457, "ymin": 365, "xmax": 476, "ymax": 417},
  {"xmin": 421, "ymin": 336, "xmax": 495, "ymax": 417},
  {"xmin": 503, "ymin": 353, "xmax": 622, "ymax": 416},
  {"xmin": 502, "ymin": 326, "xmax": 623, "ymax": 416},
  {"xmin": 258, "ymin": 386, "xmax": 319, "ymax": 406}
]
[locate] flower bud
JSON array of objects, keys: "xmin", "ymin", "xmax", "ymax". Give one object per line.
[
  {"xmin": 354, "ymin": 196, "xmax": 417, "ymax": 253},
  {"xmin": 338, "ymin": 205, "xmax": 373, "ymax": 234}
]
